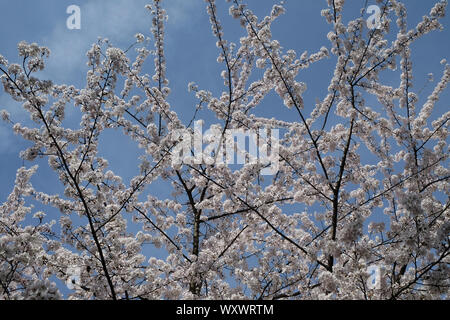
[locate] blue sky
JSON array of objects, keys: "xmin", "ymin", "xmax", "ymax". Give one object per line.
[{"xmin": 0, "ymin": 0, "xmax": 449, "ymax": 296}]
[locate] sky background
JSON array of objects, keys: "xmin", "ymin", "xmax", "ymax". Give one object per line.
[{"xmin": 0, "ymin": 0, "xmax": 449, "ymax": 296}]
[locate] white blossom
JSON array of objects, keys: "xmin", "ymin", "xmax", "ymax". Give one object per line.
[{"xmin": 135, "ymin": 33, "xmax": 145, "ymax": 43}]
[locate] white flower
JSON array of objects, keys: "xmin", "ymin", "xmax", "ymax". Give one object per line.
[
  {"xmin": 8, "ymin": 63, "xmax": 21, "ymax": 74},
  {"xmin": 256, "ymin": 58, "xmax": 266, "ymax": 69},
  {"xmin": 0, "ymin": 109, "xmax": 10, "ymax": 121},
  {"xmin": 33, "ymin": 211, "xmax": 46, "ymax": 219},
  {"xmin": 135, "ymin": 33, "xmax": 145, "ymax": 43},
  {"xmin": 0, "ymin": 54, "xmax": 7, "ymax": 65}
]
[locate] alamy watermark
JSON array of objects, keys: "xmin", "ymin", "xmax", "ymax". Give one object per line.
[
  {"xmin": 366, "ymin": 265, "xmax": 382, "ymax": 290},
  {"xmin": 66, "ymin": 266, "xmax": 81, "ymax": 290},
  {"xmin": 366, "ymin": 4, "xmax": 382, "ymax": 30},
  {"xmin": 65, "ymin": 4, "xmax": 382, "ymax": 31},
  {"xmin": 171, "ymin": 121, "xmax": 280, "ymax": 175},
  {"xmin": 66, "ymin": 5, "xmax": 81, "ymax": 30}
]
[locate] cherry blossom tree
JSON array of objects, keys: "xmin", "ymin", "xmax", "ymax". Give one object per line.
[{"xmin": 0, "ymin": 0, "xmax": 449, "ymax": 300}]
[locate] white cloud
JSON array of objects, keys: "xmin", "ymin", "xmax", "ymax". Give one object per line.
[
  {"xmin": 39, "ymin": 0, "xmax": 201, "ymax": 83},
  {"xmin": 164, "ymin": 0, "xmax": 202, "ymax": 26},
  {"xmin": 42, "ymin": 0, "xmax": 149, "ymax": 82}
]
